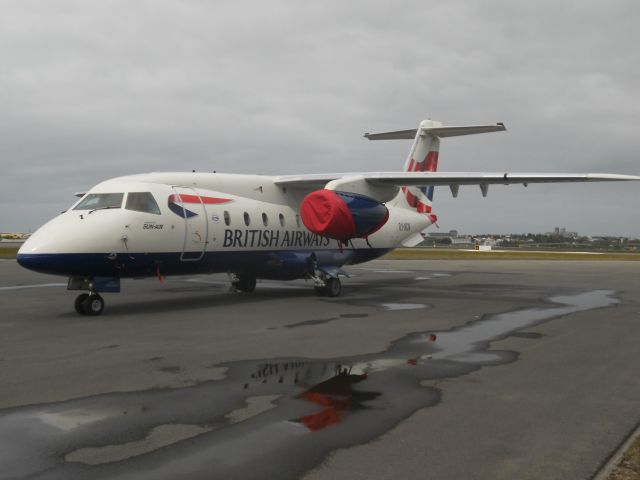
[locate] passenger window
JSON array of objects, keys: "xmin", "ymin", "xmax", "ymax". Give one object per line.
[
  {"xmin": 224, "ymin": 210, "xmax": 231, "ymax": 226},
  {"xmin": 279, "ymin": 213, "xmax": 285, "ymax": 227},
  {"xmin": 125, "ymin": 192, "xmax": 161, "ymax": 215},
  {"xmin": 74, "ymin": 193, "xmax": 124, "ymax": 211},
  {"xmin": 295, "ymin": 214, "xmax": 301, "ymax": 228},
  {"xmin": 244, "ymin": 212, "xmax": 250, "ymax": 226},
  {"xmin": 262, "ymin": 213, "xmax": 268, "ymax": 227}
]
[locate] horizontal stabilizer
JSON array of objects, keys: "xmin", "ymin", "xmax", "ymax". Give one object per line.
[{"xmin": 364, "ymin": 123, "xmax": 506, "ymax": 140}]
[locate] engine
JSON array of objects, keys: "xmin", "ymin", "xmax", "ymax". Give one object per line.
[{"xmin": 300, "ymin": 190, "xmax": 389, "ymax": 242}]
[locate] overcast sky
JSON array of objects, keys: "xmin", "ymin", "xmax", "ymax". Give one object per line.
[{"xmin": 1, "ymin": 0, "xmax": 639, "ymax": 236}]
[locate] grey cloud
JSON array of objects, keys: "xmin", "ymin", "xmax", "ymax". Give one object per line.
[{"xmin": 0, "ymin": 0, "xmax": 638, "ymax": 235}]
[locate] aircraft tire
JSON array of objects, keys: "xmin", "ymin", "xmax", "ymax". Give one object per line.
[
  {"xmin": 325, "ymin": 277, "xmax": 341, "ymax": 297},
  {"xmin": 233, "ymin": 276, "xmax": 256, "ymax": 293},
  {"xmin": 75, "ymin": 294, "xmax": 90, "ymax": 314},
  {"xmin": 82, "ymin": 294, "xmax": 104, "ymax": 316},
  {"xmin": 314, "ymin": 286, "xmax": 326, "ymax": 297}
]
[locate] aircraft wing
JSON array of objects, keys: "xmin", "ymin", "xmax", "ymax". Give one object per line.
[
  {"xmin": 274, "ymin": 172, "xmax": 640, "ymax": 189},
  {"xmin": 360, "ymin": 172, "xmax": 640, "ymax": 185}
]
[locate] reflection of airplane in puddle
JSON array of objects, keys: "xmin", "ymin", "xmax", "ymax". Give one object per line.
[
  {"xmin": 295, "ymin": 369, "xmax": 379, "ymax": 432},
  {"xmin": 17, "ymin": 119, "xmax": 639, "ymax": 315},
  {"xmin": 248, "ymin": 361, "xmax": 385, "ymax": 432}
]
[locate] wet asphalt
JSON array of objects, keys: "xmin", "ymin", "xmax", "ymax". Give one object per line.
[{"xmin": 0, "ymin": 258, "xmax": 639, "ymax": 479}]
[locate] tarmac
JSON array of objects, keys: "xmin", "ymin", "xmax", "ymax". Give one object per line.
[{"xmin": 0, "ymin": 258, "xmax": 639, "ymax": 479}]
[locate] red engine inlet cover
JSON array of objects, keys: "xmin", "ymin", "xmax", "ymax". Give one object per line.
[
  {"xmin": 300, "ymin": 190, "xmax": 356, "ymax": 241},
  {"xmin": 300, "ymin": 189, "xmax": 389, "ymax": 241}
]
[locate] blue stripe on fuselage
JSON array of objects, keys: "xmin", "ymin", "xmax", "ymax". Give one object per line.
[{"xmin": 16, "ymin": 248, "xmax": 391, "ymax": 281}]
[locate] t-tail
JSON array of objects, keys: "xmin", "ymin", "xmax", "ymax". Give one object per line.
[{"xmin": 365, "ymin": 119, "xmax": 506, "ymax": 224}]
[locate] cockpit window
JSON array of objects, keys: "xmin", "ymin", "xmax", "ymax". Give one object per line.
[
  {"xmin": 125, "ymin": 192, "xmax": 161, "ymax": 215},
  {"xmin": 74, "ymin": 193, "xmax": 124, "ymax": 211}
]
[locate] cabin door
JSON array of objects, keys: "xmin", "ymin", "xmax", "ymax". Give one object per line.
[{"xmin": 170, "ymin": 186, "xmax": 209, "ymax": 261}]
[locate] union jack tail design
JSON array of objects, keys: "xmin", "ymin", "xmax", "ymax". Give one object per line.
[{"xmin": 393, "ymin": 120, "xmax": 442, "ymax": 223}]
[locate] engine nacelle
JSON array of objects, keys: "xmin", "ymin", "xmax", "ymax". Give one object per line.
[{"xmin": 300, "ymin": 189, "xmax": 389, "ymax": 241}]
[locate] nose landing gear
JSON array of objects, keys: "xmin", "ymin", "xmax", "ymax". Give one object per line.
[
  {"xmin": 74, "ymin": 293, "xmax": 105, "ymax": 316},
  {"xmin": 68, "ymin": 276, "xmax": 118, "ymax": 316}
]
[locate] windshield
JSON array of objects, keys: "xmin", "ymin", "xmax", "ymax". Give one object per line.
[
  {"xmin": 125, "ymin": 192, "xmax": 161, "ymax": 215},
  {"xmin": 74, "ymin": 193, "xmax": 124, "ymax": 211}
]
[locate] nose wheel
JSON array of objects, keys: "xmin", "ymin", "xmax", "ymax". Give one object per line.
[{"xmin": 74, "ymin": 293, "xmax": 105, "ymax": 316}]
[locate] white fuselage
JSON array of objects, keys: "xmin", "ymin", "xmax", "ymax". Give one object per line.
[{"xmin": 17, "ymin": 172, "xmax": 430, "ymax": 280}]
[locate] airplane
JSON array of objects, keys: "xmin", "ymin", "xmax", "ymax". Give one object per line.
[{"xmin": 17, "ymin": 119, "xmax": 640, "ymax": 315}]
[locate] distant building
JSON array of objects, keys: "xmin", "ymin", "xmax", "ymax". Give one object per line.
[
  {"xmin": 427, "ymin": 229, "xmax": 458, "ymax": 238},
  {"xmin": 423, "ymin": 229, "xmax": 471, "ymax": 246},
  {"xmin": 451, "ymin": 236, "xmax": 472, "ymax": 245},
  {"xmin": 0, "ymin": 232, "xmax": 31, "ymax": 240},
  {"xmin": 547, "ymin": 227, "xmax": 578, "ymax": 238}
]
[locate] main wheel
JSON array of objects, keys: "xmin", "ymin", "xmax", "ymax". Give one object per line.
[
  {"xmin": 81, "ymin": 294, "xmax": 104, "ymax": 316},
  {"xmin": 233, "ymin": 275, "xmax": 256, "ymax": 293},
  {"xmin": 74, "ymin": 293, "xmax": 89, "ymax": 314},
  {"xmin": 314, "ymin": 286, "xmax": 326, "ymax": 297},
  {"xmin": 324, "ymin": 277, "xmax": 341, "ymax": 297}
]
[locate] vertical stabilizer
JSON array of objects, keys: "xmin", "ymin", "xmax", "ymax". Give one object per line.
[
  {"xmin": 396, "ymin": 120, "xmax": 441, "ymax": 218},
  {"xmin": 364, "ymin": 119, "xmax": 506, "ymax": 225}
]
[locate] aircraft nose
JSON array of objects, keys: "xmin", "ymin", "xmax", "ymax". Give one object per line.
[
  {"xmin": 18, "ymin": 227, "xmax": 57, "ymax": 255},
  {"xmin": 16, "ymin": 227, "xmax": 61, "ymax": 274},
  {"xmin": 16, "ymin": 251, "xmax": 45, "ymax": 271}
]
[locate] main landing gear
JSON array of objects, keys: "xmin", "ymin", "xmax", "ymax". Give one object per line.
[
  {"xmin": 307, "ymin": 253, "xmax": 342, "ymax": 298},
  {"xmin": 231, "ymin": 274, "xmax": 257, "ymax": 293},
  {"xmin": 314, "ymin": 276, "xmax": 342, "ymax": 297},
  {"xmin": 74, "ymin": 293, "xmax": 105, "ymax": 316}
]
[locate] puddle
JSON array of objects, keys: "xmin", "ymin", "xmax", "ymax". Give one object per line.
[
  {"xmin": 36, "ymin": 409, "xmax": 117, "ymax": 432},
  {"xmin": 284, "ymin": 313, "xmax": 369, "ymax": 329},
  {"xmin": 0, "ymin": 290, "xmax": 618, "ymax": 480},
  {"xmin": 225, "ymin": 395, "xmax": 281, "ymax": 424},
  {"xmin": 66, "ymin": 424, "xmax": 214, "ymax": 465},
  {"xmin": 284, "ymin": 317, "xmax": 339, "ymax": 329},
  {"xmin": 512, "ymin": 332, "xmax": 545, "ymax": 339}
]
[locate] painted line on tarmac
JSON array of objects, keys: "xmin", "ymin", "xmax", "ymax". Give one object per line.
[{"xmin": 0, "ymin": 283, "xmax": 66, "ymax": 291}]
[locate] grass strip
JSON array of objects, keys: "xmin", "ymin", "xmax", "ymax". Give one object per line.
[
  {"xmin": 0, "ymin": 247, "xmax": 20, "ymax": 259},
  {"xmin": 608, "ymin": 432, "xmax": 640, "ymax": 479},
  {"xmin": 384, "ymin": 248, "xmax": 640, "ymax": 261}
]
